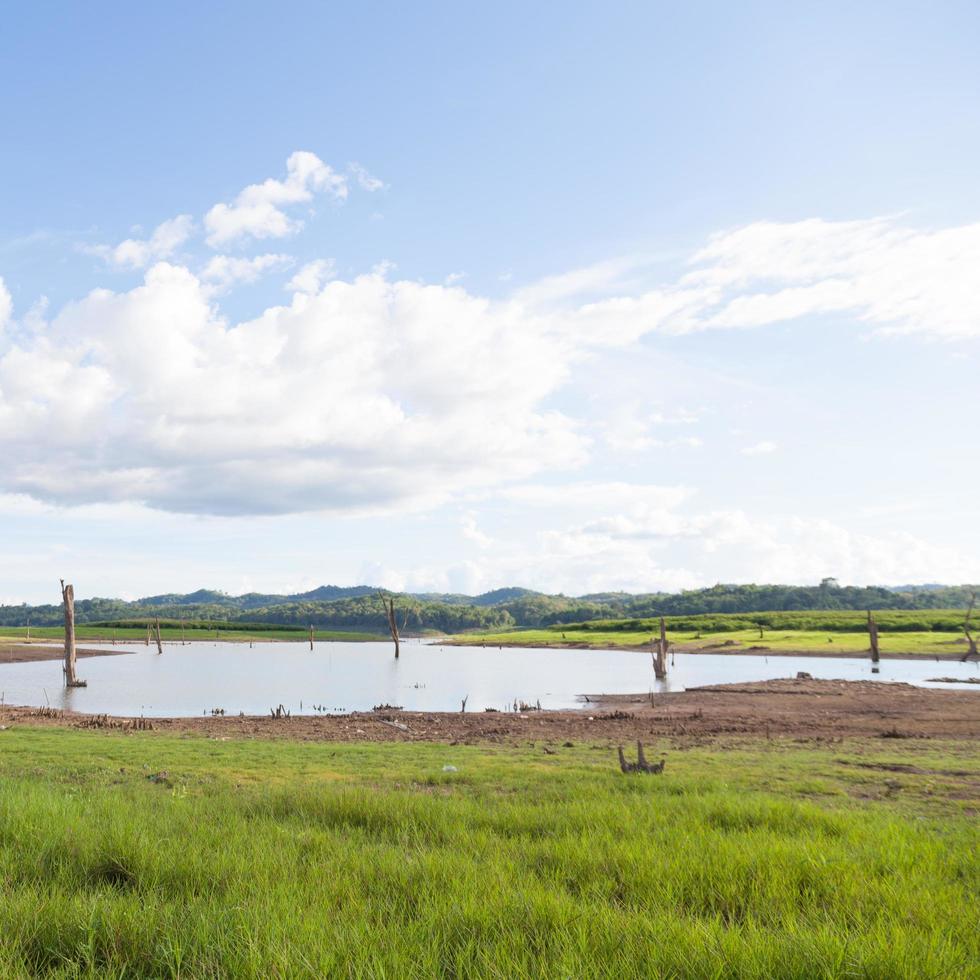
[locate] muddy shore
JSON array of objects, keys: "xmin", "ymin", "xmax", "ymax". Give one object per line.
[
  {"xmin": 1, "ymin": 678, "xmax": 976, "ymax": 743},
  {"xmin": 0, "ymin": 644, "xmax": 131, "ymax": 665}
]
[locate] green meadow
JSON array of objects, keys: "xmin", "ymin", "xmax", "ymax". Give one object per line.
[
  {"xmin": 453, "ymin": 626, "xmax": 970, "ymax": 656},
  {"xmin": 452, "ymin": 609, "xmax": 976, "ymax": 656},
  {"xmin": 0, "ymin": 728, "xmax": 975, "ymax": 977},
  {"xmin": 0, "ymin": 625, "xmax": 384, "ymax": 644}
]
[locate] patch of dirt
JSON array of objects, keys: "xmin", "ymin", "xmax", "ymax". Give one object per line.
[
  {"xmin": 0, "ymin": 644, "xmax": 131, "ymax": 665},
  {"xmin": 0, "ymin": 678, "xmax": 976, "ymax": 744}
]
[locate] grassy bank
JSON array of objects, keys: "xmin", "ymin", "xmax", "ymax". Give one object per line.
[
  {"xmin": 0, "ymin": 729, "xmax": 975, "ymax": 976},
  {"xmin": 452, "ymin": 625, "xmax": 972, "ymax": 656},
  {"xmin": 0, "ymin": 625, "xmax": 385, "ymax": 644}
]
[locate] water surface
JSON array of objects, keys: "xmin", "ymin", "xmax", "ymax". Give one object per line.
[{"xmin": 1, "ymin": 640, "xmax": 976, "ymax": 716}]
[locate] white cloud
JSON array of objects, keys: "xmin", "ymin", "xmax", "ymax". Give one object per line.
[
  {"xmin": 740, "ymin": 440, "xmax": 777, "ymax": 456},
  {"xmin": 550, "ymin": 216, "xmax": 980, "ymax": 341},
  {"xmin": 348, "ymin": 162, "xmax": 386, "ymax": 192},
  {"xmin": 204, "ymin": 151, "xmax": 347, "ymax": 247},
  {"xmin": 90, "ymin": 214, "xmax": 194, "ymax": 269},
  {"xmin": 0, "ymin": 263, "xmax": 584, "ymax": 515},
  {"xmin": 200, "ymin": 253, "xmax": 291, "ymax": 292},
  {"xmin": 436, "ymin": 484, "xmax": 980, "ymax": 595},
  {"xmin": 4, "ymin": 210, "xmax": 977, "ymax": 522},
  {"xmin": 286, "ymin": 259, "xmax": 336, "ymax": 294},
  {"xmin": 0, "ymin": 277, "xmax": 11, "ymax": 330},
  {"xmin": 460, "ymin": 514, "xmax": 492, "ymax": 548}
]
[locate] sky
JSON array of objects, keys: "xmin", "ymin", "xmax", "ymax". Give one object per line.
[{"xmin": 1, "ymin": 1, "xmax": 979, "ymax": 603}]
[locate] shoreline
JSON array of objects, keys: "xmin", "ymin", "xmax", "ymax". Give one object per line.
[
  {"xmin": 0, "ymin": 644, "xmax": 133, "ymax": 665},
  {"xmin": 436, "ymin": 639, "xmax": 974, "ymax": 662},
  {"xmin": 0, "ymin": 678, "xmax": 976, "ymax": 741}
]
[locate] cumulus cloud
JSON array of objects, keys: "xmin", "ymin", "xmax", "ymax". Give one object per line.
[
  {"xmin": 0, "ymin": 263, "xmax": 583, "ymax": 515},
  {"xmin": 3, "ymin": 211, "xmax": 976, "ymax": 520},
  {"xmin": 204, "ymin": 151, "xmax": 348, "ymax": 246},
  {"xmin": 444, "ymin": 482, "xmax": 980, "ymax": 595},
  {"xmin": 286, "ymin": 259, "xmax": 336, "ymax": 294},
  {"xmin": 0, "ymin": 277, "xmax": 11, "ymax": 330},
  {"xmin": 89, "ymin": 214, "xmax": 194, "ymax": 269},
  {"xmin": 200, "ymin": 253, "xmax": 291, "ymax": 292}
]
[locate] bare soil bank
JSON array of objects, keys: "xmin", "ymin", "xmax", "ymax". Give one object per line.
[
  {"xmin": 1, "ymin": 679, "xmax": 976, "ymax": 743},
  {"xmin": 0, "ymin": 644, "xmax": 131, "ymax": 665}
]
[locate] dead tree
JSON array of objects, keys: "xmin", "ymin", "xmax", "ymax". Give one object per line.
[
  {"xmin": 60, "ymin": 579, "xmax": 85, "ymax": 688},
  {"xmin": 154, "ymin": 617, "xmax": 163, "ymax": 655},
  {"xmin": 309, "ymin": 624, "xmax": 314, "ymax": 651},
  {"xmin": 379, "ymin": 592, "xmax": 401, "ymax": 659},
  {"xmin": 653, "ymin": 616, "xmax": 668, "ymax": 680},
  {"xmin": 867, "ymin": 610, "xmax": 880, "ymax": 663},
  {"xmin": 619, "ymin": 741, "xmax": 666, "ymax": 774},
  {"xmin": 962, "ymin": 591, "xmax": 979, "ymax": 661}
]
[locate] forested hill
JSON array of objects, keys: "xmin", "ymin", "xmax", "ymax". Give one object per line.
[{"xmin": 0, "ymin": 580, "xmax": 974, "ymax": 633}]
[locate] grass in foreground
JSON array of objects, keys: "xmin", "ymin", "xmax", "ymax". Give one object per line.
[{"xmin": 0, "ymin": 729, "xmax": 976, "ymax": 977}]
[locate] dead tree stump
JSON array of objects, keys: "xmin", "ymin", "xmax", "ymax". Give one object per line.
[
  {"xmin": 867, "ymin": 610, "xmax": 880, "ymax": 663},
  {"xmin": 60, "ymin": 580, "xmax": 85, "ymax": 688},
  {"xmin": 653, "ymin": 616, "xmax": 668, "ymax": 680},
  {"xmin": 962, "ymin": 592, "xmax": 978, "ymax": 661},
  {"xmin": 379, "ymin": 592, "xmax": 401, "ymax": 659}
]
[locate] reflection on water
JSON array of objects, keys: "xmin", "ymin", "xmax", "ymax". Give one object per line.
[{"xmin": 1, "ymin": 639, "xmax": 977, "ymax": 717}]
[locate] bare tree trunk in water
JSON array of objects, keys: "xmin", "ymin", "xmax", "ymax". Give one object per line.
[
  {"xmin": 962, "ymin": 592, "xmax": 978, "ymax": 661},
  {"xmin": 154, "ymin": 617, "xmax": 163, "ymax": 655},
  {"xmin": 60, "ymin": 580, "xmax": 82, "ymax": 687},
  {"xmin": 379, "ymin": 593, "xmax": 400, "ymax": 659},
  {"xmin": 309, "ymin": 624, "xmax": 314, "ymax": 651},
  {"xmin": 867, "ymin": 611, "xmax": 880, "ymax": 663},
  {"xmin": 653, "ymin": 616, "xmax": 668, "ymax": 680}
]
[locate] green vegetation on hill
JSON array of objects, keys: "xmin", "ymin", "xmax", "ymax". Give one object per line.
[
  {"xmin": 0, "ymin": 579, "xmax": 974, "ymax": 635},
  {"xmin": 0, "ymin": 730, "xmax": 974, "ymax": 977}
]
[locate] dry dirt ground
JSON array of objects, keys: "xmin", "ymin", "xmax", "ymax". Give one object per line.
[
  {"xmin": 1, "ymin": 678, "xmax": 977, "ymax": 744},
  {"xmin": 0, "ymin": 644, "xmax": 131, "ymax": 664}
]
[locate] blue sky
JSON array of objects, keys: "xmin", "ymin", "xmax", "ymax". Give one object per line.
[{"xmin": 1, "ymin": 1, "xmax": 978, "ymax": 602}]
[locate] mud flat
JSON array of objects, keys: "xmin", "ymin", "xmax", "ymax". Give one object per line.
[
  {"xmin": 0, "ymin": 643, "xmax": 131, "ymax": 665},
  {"xmin": 1, "ymin": 677, "xmax": 976, "ymax": 743}
]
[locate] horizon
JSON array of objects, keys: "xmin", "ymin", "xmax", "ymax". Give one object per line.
[
  {"xmin": 2, "ymin": 2, "xmax": 979, "ymax": 603},
  {"xmin": 2, "ymin": 578, "xmax": 972, "ymax": 609}
]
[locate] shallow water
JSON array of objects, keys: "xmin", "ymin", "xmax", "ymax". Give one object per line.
[{"xmin": 1, "ymin": 640, "xmax": 977, "ymax": 716}]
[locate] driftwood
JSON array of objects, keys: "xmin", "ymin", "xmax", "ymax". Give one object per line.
[
  {"xmin": 270, "ymin": 704, "xmax": 291, "ymax": 719},
  {"xmin": 962, "ymin": 592, "xmax": 978, "ymax": 661},
  {"xmin": 60, "ymin": 580, "xmax": 85, "ymax": 688},
  {"xmin": 618, "ymin": 741, "xmax": 665, "ymax": 774},
  {"xmin": 379, "ymin": 592, "xmax": 401, "ymax": 659},
  {"xmin": 78, "ymin": 714, "xmax": 153, "ymax": 731},
  {"xmin": 867, "ymin": 611, "xmax": 880, "ymax": 663},
  {"xmin": 377, "ymin": 717, "xmax": 411, "ymax": 733}
]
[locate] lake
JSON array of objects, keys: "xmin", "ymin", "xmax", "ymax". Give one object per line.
[{"xmin": 1, "ymin": 639, "xmax": 977, "ymax": 716}]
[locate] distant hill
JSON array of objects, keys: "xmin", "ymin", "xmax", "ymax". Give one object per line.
[{"xmin": 0, "ymin": 580, "xmax": 974, "ymax": 633}]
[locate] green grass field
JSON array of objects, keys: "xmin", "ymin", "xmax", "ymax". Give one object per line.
[
  {"xmin": 0, "ymin": 729, "xmax": 975, "ymax": 977},
  {"xmin": 452, "ymin": 626, "xmax": 972, "ymax": 656},
  {"xmin": 0, "ymin": 625, "xmax": 384, "ymax": 644}
]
